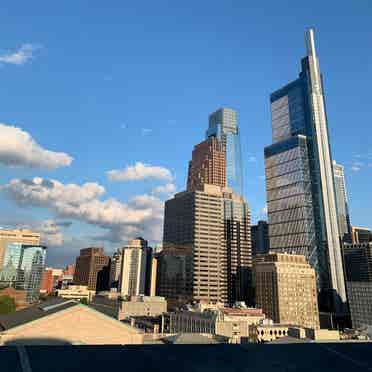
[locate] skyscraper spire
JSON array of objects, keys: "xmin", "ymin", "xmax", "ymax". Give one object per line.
[{"xmin": 305, "ymin": 28, "xmax": 317, "ymax": 57}]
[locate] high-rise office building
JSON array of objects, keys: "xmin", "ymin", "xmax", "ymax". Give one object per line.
[
  {"xmin": 264, "ymin": 29, "xmax": 346, "ymax": 312},
  {"xmin": 332, "ymin": 161, "xmax": 351, "ymax": 241},
  {"xmin": 119, "ymin": 238, "xmax": 151, "ymax": 297},
  {"xmin": 343, "ymin": 242, "xmax": 372, "ymax": 282},
  {"xmin": 73, "ymin": 247, "xmax": 110, "ymax": 291},
  {"xmin": 251, "ymin": 220, "xmax": 270, "ymax": 256},
  {"xmin": 351, "ymin": 226, "xmax": 372, "ymax": 244},
  {"xmin": 163, "ymin": 184, "xmax": 251, "ymax": 306},
  {"xmin": 0, "ymin": 229, "xmax": 40, "ymax": 269},
  {"xmin": 162, "ymin": 108, "xmax": 251, "ymax": 307},
  {"xmin": 156, "ymin": 245, "xmax": 193, "ymax": 308},
  {"xmin": 254, "ymin": 253, "xmax": 320, "ymax": 329},
  {"xmin": 207, "ymin": 108, "xmax": 244, "ymax": 196},
  {"xmin": 187, "ymin": 136, "xmax": 226, "ymax": 192},
  {"xmin": 17, "ymin": 245, "xmax": 47, "ymax": 302},
  {"xmin": 343, "ymin": 242, "xmax": 372, "ymax": 328},
  {"xmin": 0, "ymin": 234, "xmax": 46, "ymax": 303}
]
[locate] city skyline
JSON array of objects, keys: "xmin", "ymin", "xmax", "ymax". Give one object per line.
[{"xmin": 0, "ymin": 2, "xmax": 371, "ymax": 267}]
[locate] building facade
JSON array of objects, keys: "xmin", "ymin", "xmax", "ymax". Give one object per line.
[
  {"xmin": 264, "ymin": 29, "xmax": 346, "ymax": 313},
  {"xmin": 343, "ymin": 242, "xmax": 372, "ymax": 282},
  {"xmin": 109, "ymin": 249, "xmax": 122, "ymax": 289},
  {"xmin": 346, "ymin": 282, "xmax": 372, "ymax": 329},
  {"xmin": 343, "ymin": 242, "xmax": 372, "ymax": 328},
  {"xmin": 55, "ymin": 285, "xmax": 95, "ymax": 302},
  {"xmin": 351, "ymin": 227, "xmax": 372, "ymax": 244},
  {"xmin": 254, "ymin": 253, "xmax": 320, "ymax": 329},
  {"xmin": 40, "ymin": 268, "xmax": 54, "ymax": 294},
  {"xmin": 206, "ymin": 108, "xmax": 243, "ymax": 196},
  {"xmin": 164, "ymin": 306, "xmax": 265, "ymax": 343},
  {"xmin": 251, "ymin": 220, "xmax": 270, "ymax": 256},
  {"xmin": 0, "ymin": 240, "xmax": 46, "ymax": 303},
  {"xmin": 187, "ymin": 136, "xmax": 226, "ymax": 192},
  {"xmin": 119, "ymin": 238, "xmax": 151, "ymax": 297},
  {"xmin": 332, "ymin": 161, "xmax": 351, "ymax": 241},
  {"xmin": 155, "ymin": 245, "xmax": 193, "ymax": 308},
  {"xmin": 0, "ymin": 229, "xmax": 40, "ymax": 270},
  {"xmin": 162, "ymin": 184, "xmax": 251, "ymax": 306},
  {"xmin": 73, "ymin": 247, "xmax": 110, "ymax": 291}
]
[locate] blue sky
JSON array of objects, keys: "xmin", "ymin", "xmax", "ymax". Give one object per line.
[{"xmin": 0, "ymin": 1, "xmax": 371, "ymax": 267}]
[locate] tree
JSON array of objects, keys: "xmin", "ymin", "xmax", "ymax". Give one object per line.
[
  {"xmin": 80, "ymin": 297, "xmax": 88, "ymax": 305},
  {"xmin": 0, "ymin": 295, "xmax": 16, "ymax": 315}
]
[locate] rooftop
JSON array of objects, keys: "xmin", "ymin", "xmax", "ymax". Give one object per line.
[{"xmin": 0, "ymin": 298, "xmax": 78, "ymax": 331}]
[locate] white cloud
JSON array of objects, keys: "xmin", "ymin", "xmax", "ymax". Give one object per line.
[
  {"xmin": 107, "ymin": 162, "xmax": 173, "ymax": 182},
  {"xmin": 0, "ymin": 44, "xmax": 39, "ymax": 65},
  {"xmin": 0, "ymin": 123, "xmax": 73, "ymax": 169},
  {"xmin": 260, "ymin": 206, "xmax": 268, "ymax": 217},
  {"xmin": 141, "ymin": 128, "xmax": 152, "ymax": 136},
  {"xmin": 350, "ymin": 161, "xmax": 364, "ymax": 172},
  {"xmin": 2, "ymin": 177, "xmax": 164, "ymax": 244},
  {"xmin": 152, "ymin": 183, "xmax": 176, "ymax": 195},
  {"xmin": 39, "ymin": 220, "xmax": 65, "ymax": 246}
]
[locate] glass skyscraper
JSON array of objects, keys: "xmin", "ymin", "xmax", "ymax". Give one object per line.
[
  {"xmin": 206, "ymin": 108, "xmax": 244, "ymax": 196},
  {"xmin": 333, "ymin": 161, "xmax": 351, "ymax": 242},
  {"xmin": 0, "ymin": 243, "xmax": 46, "ymax": 302},
  {"xmin": 264, "ymin": 29, "xmax": 347, "ymax": 313}
]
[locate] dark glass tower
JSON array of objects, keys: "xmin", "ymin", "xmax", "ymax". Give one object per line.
[
  {"xmin": 207, "ymin": 108, "xmax": 244, "ymax": 196},
  {"xmin": 264, "ymin": 29, "xmax": 346, "ymax": 313}
]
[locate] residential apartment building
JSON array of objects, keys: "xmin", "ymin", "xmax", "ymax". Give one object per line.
[{"xmin": 254, "ymin": 253, "xmax": 320, "ymax": 329}]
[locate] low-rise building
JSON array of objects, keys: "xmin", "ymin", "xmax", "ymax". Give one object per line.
[
  {"xmin": 250, "ymin": 322, "xmax": 290, "ymax": 343},
  {"xmin": 164, "ymin": 304, "xmax": 266, "ymax": 343},
  {"xmin": 90, "ymin": 294, "xmax": 167, "ymax": 320},
  {"xmin": 55, "ymin": 285, "xmax": 95, "ymax": 303},
  {"xmin": 0, "ymin": 298, "xmax": 144, "ymax": 345}
]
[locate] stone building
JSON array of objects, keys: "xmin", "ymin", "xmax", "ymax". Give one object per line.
[
  {"xmin": 73, "ymin": 247, "xmax": 110, "ymax": 291},
  {"xmin": 254, "ymin": 253, "xmax": 319, "ymax": 329}
]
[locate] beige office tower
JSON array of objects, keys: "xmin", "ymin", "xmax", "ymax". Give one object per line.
[
  {"xmin": 162, "ymin": 184, "xmax": 251, "ymax": 306},
  {"xmin": 254, "ymin": 253, "xmax": 320, "ymax": 329},
  {"xmin": 119, "ymin": 238, "xmax": 149, "ymax": 297},
  {"xmin": 0, "ymin": 229, "xmax": 40, "ymax": 269},
  {"xmin": 187, "ymin": 136, "xmax": 226, "ymax": 192}
]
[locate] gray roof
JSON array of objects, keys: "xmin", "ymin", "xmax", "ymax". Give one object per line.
[
  {"xmin": 162, "ymin": 333, "xmax": 224, "ymax": 344},
  {"xmin": 267, "ymin": 336, "xmax": 312, "ymax": 344},
  {"xmin": 0, "ymin": 297, "xmax": 78, "ymax": 331}
]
